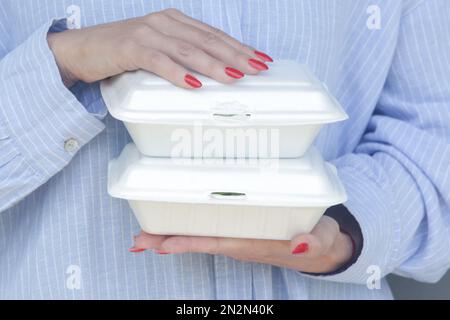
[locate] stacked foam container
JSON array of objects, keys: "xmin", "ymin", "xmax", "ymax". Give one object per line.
[{"xmin": 101, "ymin": 61, "xmax": 348, "ymax": 240}]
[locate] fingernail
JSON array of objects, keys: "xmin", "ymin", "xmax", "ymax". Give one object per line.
[
  {"xmin": 185, "ymin": 74, "xmax": 202, "ymax": 88},
  {"xmin": 225, "ymin": 67, "xmax": 245, "ymax": 79},
  {"xmin": 254, "ymin": 50, "xmax": 274, "ymax": 62},
  {"xmin": 155, "ymin": 250, "xmax": 170, "ymax": 255},
  {"xmin": 129, "ymin": 247, "xmax": 146, "ymax": 253},
  {"xmin": 292, "ymin": 243, "xmax": 309, "ymax": 255},
  {"xmin": 248, "ymin": 58, "xmax": 269, "ymax": 71}
]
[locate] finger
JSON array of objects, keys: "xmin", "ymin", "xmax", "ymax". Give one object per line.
[
  {"xmin": 160, "ymin": 236, "xmax": 289, "ymax": 258},
  {"xmin": 159, "ymin": 37, "xmax": 241, "ymax": 84},
  {"xmin": 290, "ymin": 216, "xmax": 340, "ymax": 258},
  {"xmin": 161, "ymin": 9, "xmax": 273, "ymax": 62},
  {"xmin": 145, "ymin": 12, "xmax": 266, "ymax": 75},
  {"xmin": 132, "ymin": 232, "xmax": 169, "ymax": 251},
  {"xmin": 131, "ymin": 45, "xmax": 203, "ymax": 89},
  {"xmin": 166, "ymin": 23, "xmax": 265, "ymax": 75},
  {"xmin": 121, "ymin": 25, "xmax": 204, "ymax": 88}
]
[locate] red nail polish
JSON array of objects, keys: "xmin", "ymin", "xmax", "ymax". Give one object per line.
[
  {"xmin": 248, "ymin": 59, "xmax": 269, "ymax": 71},
  {"xmin": 155, "ymin": 250, "xmax": 170, "ymax": 255},
  {"xmin": 185, "ymin": 74, "xmax": 202, "ymax": 88},
  {"xmin": 292, "ymin": 243, "xmax": 309, "ymax": 254},
  {"xmin": 225, "ymin": 67, "xmax": 245, "ymax": 79},
  {"xmin": 254, "ymin": 50, "xmax": 274, "ymax": 62},
  {"xmin": 129, "ymin": 247, "xmax": 146, "ymax": 253}
]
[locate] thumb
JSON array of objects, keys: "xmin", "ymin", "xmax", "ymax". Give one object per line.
[{"xmin": 290, "ymin": 216, "xmax": 340, "ymax": 258}]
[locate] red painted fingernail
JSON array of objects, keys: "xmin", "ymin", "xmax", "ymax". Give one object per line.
[
  {"xmin": 225, "ymin": 67, "xmax": 245, "ymax": 79},
  {"xmin": 155, "ymin": 250, "xmax": 170, "ymax": 255},
  {"xmin": 292, "ymin": 243, "xmax": 309, "ymax": 255},
  {"xmin": 248, "ymin": 58, "xmax": 269, "ymax": 71},
  {"xmin": 129, "ymin": 247, "xmax": 146, "ymax": 253},
  {"xmin": 254, "ymin": 50, "xmax": 274, "ymax": 62},
  {"xmin": 185, "ymin": 74, "xmax": 202, "ymax": 88}
]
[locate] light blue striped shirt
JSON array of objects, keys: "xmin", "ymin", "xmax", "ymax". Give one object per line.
[{"xmin": 1, "ymin": 0, "xmax": 449, "ymax": 300}]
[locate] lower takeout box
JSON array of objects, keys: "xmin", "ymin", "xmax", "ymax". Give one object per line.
[{"xmin": 108, "ymin": 144, "xmax": 347, "ymax": 240}]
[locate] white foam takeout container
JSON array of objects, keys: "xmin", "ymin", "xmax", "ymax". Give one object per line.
[
  {"xmin": 108, "ymin": 144, "xmax": 347, "ymax": 240},
  {"xmin": 101, "ymin": 60, "xmax": 348, "ymax": 159}
]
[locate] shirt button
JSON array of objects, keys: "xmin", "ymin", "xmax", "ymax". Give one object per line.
[{"xmin": 64, "ymin": 138, "xmax": 79, "ymax": 153}]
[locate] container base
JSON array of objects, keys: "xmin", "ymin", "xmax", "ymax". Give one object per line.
[
  {"xmin": 125, "ymin": 123, "xmax": 322, "ymax": 159},
  {"xmin": 129, "ymin": 200, "xmax": 326, "ymax": 240}
]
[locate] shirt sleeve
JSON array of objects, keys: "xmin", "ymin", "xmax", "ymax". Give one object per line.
[
  {"xmin": 304, "ymin": 0, "xmax": 450, "ymax": 284},
  {"xmin": 0, "ymin": 16, "xmax": 105, "ymax": 212}
]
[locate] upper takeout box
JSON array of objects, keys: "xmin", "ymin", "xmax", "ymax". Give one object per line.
[{"xmin": 101, "ymin": 60, "xmax": 348, "ymax": 158}]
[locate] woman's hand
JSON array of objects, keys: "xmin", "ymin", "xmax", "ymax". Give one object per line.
[
  {"xmin": 47, "ymin": 8, "xmax": 272, "ymax": 88},
  {"xmin": 131, "ymin": 216, "xmax": 355, "ymax": 274}
]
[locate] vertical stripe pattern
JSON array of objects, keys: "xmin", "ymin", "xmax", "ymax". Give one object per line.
[{"xmin": 0, "ymin": 0, "xmax": 449, "ymax": 299}]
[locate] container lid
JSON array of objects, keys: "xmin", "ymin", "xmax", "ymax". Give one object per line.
[
  {"xmin": 101, "ymin": 60, "xmax": 348, "ymax": 126},
  {"xmin": 108, "ymin": 144, "xmax": 347, "ymax": 208}
]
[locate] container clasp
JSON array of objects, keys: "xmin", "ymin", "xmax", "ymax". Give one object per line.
[{"xmin": 210, "ymin": 192, "xmax": 247, "ymax": 201}]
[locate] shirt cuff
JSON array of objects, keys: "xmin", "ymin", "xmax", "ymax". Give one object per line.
[
  {"xmin": 0, "ymin": 19, "xmax": 105, "ymax": 183},
  {"xmin": 299, "ymin": 154, "xmax": 400, "ymax": 284},
  {"xmin": 322, "ymin": 204, "xmax": 364, "ymax": 275},
  {"xmin": 49, "ymin": 19, "xmax": 108, "ymax": 120}
]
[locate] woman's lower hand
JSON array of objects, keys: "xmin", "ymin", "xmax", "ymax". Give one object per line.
[
  {"xmin": 47, "ymin": 8, "xmax": 272, "ymax": 88},
  {"xmin": 131, "ymin": 216, "xmax": 354, "ymax": 274}
]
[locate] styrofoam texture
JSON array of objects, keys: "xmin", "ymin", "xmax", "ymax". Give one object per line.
[
  {"xmin": 101, "ymin": 60, "xmax": 348, "ymax": 158},
  {"xmin": 130, "ymin": 201, "xmax": 326, "ymax": 240},
  {"xmin": 124, "ymin": 123, "xmax": 322, "ymax": 158}
]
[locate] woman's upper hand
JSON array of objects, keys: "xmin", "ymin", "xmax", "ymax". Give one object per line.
[
  {"xmin": 132, "ymin": 216, "xmax": 355, "ymax": 274},
  {"xmin": 47, "ymin": 8, "xmax": 273, "ymax": 88}
]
